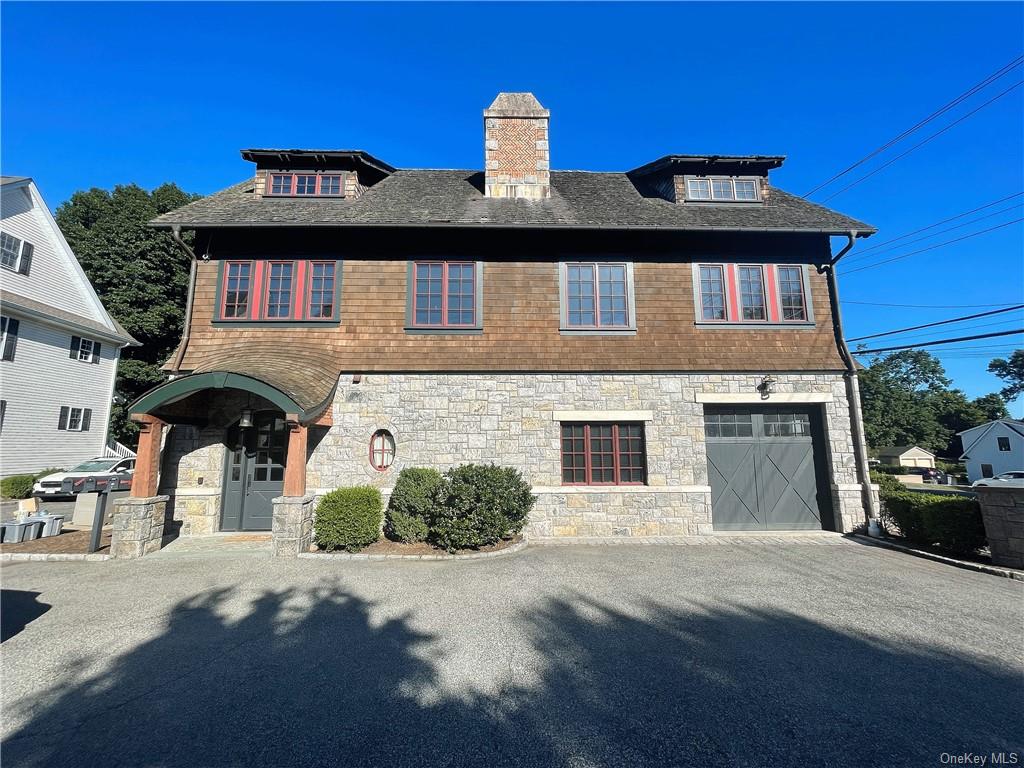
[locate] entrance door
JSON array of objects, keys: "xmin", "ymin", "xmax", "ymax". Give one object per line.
[
  {"xmin": 705, "ymin": 406, "xmax": 832, "ymax": 531},
  {"xmin": 221, "ymin": 412, "xmax": 287, "ymax": 531}
]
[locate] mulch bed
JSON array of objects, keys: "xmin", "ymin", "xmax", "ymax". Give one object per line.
[
  {"xmin": 0, "ymin": 528, "xmax": 111, "ymax": 555},
  {"xmin": 311, "ymin": 535, "xmax": 523, "ymax": 556}
]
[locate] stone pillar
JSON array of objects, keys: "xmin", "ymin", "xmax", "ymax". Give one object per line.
[
  {"xmin": 283, "ymin": 422, "xmax": 308, "ymax": 497},
  {"xmin": 976, "ymin": 487, "xmax": 1024, "ymax": 569},
  {"xmin": 272, "ymin": 493, "xmax": 315, "ymax": 558},
  {"xmin": 110, "ymin": 495, "xmax": 169, "ymax": 559},
  {"xmin": 130, "ymin": 414, "xmax": 165, "ymax": 498}
]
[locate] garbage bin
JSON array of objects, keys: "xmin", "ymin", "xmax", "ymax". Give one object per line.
[
  {"xmin": 2, "ymin": 521, "xmax": 34, "ymax": 543},
  {"xmin": 21, "ymin": 519, "xmax": 45, "ymax": 541},
  {"xmin": 31, "ymin": 515, "xmax": 64, "ymax": 537}
]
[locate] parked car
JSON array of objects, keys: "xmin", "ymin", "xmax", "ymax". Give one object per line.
[
  {"xmin": 33, "ymin": 457, "xmax": 136, "ymax": 498},
  {"xmin": 906, "ymin": 467, "xmax": 945, "ymax": 483},
  {"xmin": 972, "ymin": 471, "xmax": 1024, "ymax": 488}
]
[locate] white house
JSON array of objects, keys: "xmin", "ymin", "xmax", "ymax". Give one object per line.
[
  {"xmin": 958, "ymin": 419, "xmax": 1024, "ymax": 483},
  {"xmin": 0, "ymin": 176, "xmax": 136, "ymax": 475}
]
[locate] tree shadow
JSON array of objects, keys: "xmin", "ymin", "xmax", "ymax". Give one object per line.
[
  {"xmin": 1, "ymin": 590, "xmax": 51, "ymax": 643},
  {"xmin": 3, "ymin": 586, "xmax": 1019, "ymax": 767}
]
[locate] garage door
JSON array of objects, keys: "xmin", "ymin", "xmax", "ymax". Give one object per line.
[{"xmin": 704, "ymin": 406, "xmax": 833, "ymax": 531}]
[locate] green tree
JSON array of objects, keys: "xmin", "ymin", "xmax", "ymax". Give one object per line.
[
  {"xmin": 988, "ymin": 350, "xmax": 1024, "ymax": 402},
  {"xmin": 56, "ymin": 183, "xmax": 200, "ymax": 445},
  {"xmin": 972, "ymin": 392, "xmax": 1010, "ymax": 422}
]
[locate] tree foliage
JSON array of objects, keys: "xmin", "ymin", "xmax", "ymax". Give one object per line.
[
  {"xmin": 988, "ymin": 349, "xmax": 1024, "ymax": 403},
  {"xmin": 56, "ymin": 183, "xmax": 200, "ymax": 445}
]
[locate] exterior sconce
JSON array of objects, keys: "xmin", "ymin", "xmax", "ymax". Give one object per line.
[
  {"xmin": 758, "ymin": 375, "xmax": 777, "ymax": 400},
  {"xmin": 238, "ymin": 409, "xmax": 254, "ymax": 428}
]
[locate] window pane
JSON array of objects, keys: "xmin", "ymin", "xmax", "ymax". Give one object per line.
[
  {"xmin": 778, "ymin": 266, "xmax": 807, "ymax": 321},
  {"xmin": 597, "ymin": 264, "xmax": 628, "ymax": 326},
  {"xmin": 446, "ymin": 263, "xmax": 475, "ymax": 326},
  {"xmin": 308, "ymin": 262, "xmax": 336, "ymax": 318},
  {"xmin": 414, "ymin": 262, "xmax": 445, "ymax": 325},
  {"xmin": 223, "ymin": 262, "xmax": 251, "ymax": 318},
  {"xmin": 738, "ymin": 266, "xmax": 766, "ymax": 321},
  {"xmin": 320, "ymin": 175, "xmax": 342, "ymax": 195},
  {"xmin": 266, "ymin": 263, "xmax": 293, "ymax": 318},
  {"xmin": 295, "ymin": 175, "xmax": 317, "ymax": 195},
  {"xmin": 735, "ymin": 180, "xmax": 757, "ymax": 200},
  {"xmin": 687, "ymin": 179, "xmax": 711, "ymax": 200},
  {"xmin": 711, "ymin": 179, "xmax": 735, "ymax": 200},
  {"xmin": 699, "ymin": 265, "xmax": 726, "ymax": 321},
  {"xmin": 269, "ymin": 175, "xmax": 291, "ymax": 195},
  {"xmin": 566, "ymin": 264, "xmax": 596, "ymax": 327},
  {"xmin": 0, "ymin": 232, "xmax": 21, "ymax": 270}
]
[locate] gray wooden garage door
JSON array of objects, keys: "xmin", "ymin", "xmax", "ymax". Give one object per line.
[{"xmin": 704, "ymin": 406, "xmax": 833, "ymax": 531}]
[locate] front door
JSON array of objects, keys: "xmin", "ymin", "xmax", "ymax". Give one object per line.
[
  {"xmin": 221, "ymin": 412, "xmax": 287, "ymax": 531},
  {"xmin": 705, "ymin": 406, "xmax": 833, "ymax": 531}
]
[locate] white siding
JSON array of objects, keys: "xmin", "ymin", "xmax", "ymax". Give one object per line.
[
  {"xmin": 962, "ymin": 422, "xmax": 1024, "ymax": 482},
  {"xmin": 0, "ymin": 185, "xmax": 100, "ymax": 321},
  {"xmin": 0, "ymin": 317, "xmax": 117, "ymax": 474}
]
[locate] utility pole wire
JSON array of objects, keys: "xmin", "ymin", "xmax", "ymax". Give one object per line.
[
  {"xmin": 840, "ymin": 217, "xmax": 1024, "ymax": 276},
  {"xmin": 852, "ymin": 329, "xmax": 1024, "ymax": 355},
  {"xmin": 804, "ymin": 56, "xmax": 1024, "ymax": 197},
  {"xmin": 842, "ymin": 300, "xmax": 1021, "ymax": 308},
  {"xmin": 820, "ymin": 80, "xmax": 1024, "ymax": 203},
  {"xmin": 847, "ymin": 305, "xmax": 1024, "ymax": 342}
]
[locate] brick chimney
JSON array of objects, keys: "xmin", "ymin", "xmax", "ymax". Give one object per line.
[{"xmin": 483, "ymin": 92, "xmax": 550, "ymax": 199}]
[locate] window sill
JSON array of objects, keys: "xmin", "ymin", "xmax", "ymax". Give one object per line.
[
  {"xmin": 559, "ymin": 327, "xmax": 637, "ymax": 336},
  {"xmin": 694, "ymin": 321, "xmax": 815, "ymax": 330},
  {"xmin": 212, "ymin": 319, "xmax": 340, "ymax": 327}
]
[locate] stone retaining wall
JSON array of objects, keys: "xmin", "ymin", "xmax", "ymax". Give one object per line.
[
  {"xmin": 110, "ymin": 495, "xmax": 168, "ymax": 559},
  {"xmin": 976, "ymin": 486, "xmax": 1024, "ymax": 569}
]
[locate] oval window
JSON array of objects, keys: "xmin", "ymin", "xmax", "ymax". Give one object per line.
[{"xmin": 369, "ymin": 429, "xmax": 396, "ymax": 471}]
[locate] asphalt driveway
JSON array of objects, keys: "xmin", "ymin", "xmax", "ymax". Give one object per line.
[{"xmin": 2, "ymin": 541, "xmax": 1021, "ymax": 767}]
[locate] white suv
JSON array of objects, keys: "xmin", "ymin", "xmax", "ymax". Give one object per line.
[
  {"xmin": 972, "ymin": 471, "xmax": 1024, "ymax": 488},
  {"xmin": 33, "ymin": 457, "xmax": 136, "ymax": 498}
]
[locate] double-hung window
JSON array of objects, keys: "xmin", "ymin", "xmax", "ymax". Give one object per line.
[
  {"xmin": 217, "ymin": 260, "xmax": 341, "ymax": 322},
  {"xmin": 58, "ymin": 406, "xmax": 92, "ymax": 432},
  {"xmin": 0, "ymin": 231, "xmax": 33, "ymax": 274},
  {"xmin": 308, "ymin": 262, "xmax": 336, "ymax": 318},
  {"xmin": 698, "ymin": 265, "xmax": 727, "ymax": 321},
  {"xmin": 777, "ymin": 266, "xmax": 807, "ymax": 321},
  {"xmin": 223, "ymin": 262, "xmax": 252, "ymax": 318},
  {"xmin": 69, "ymin": 336, "xmax": 101, "ymax": 364},
  {"xmin": 560, "ymin": 262, "xmax": 636, "ymax": 332},
  {"xmin": 694, "ymin": 263, "xmax": 811, "ymax": 325},
  {"xmin": 561, "ymin": 423, "xmax": 647, "ymax": 485},
  {"xmin": 408, "ymin": 261, "xmax": 480, "ymax": 330},
  {"xmin": 738, "ymin": 266, "xmax": 766, "ymax": 321},
  {"xmin": 265, "ymin": 262, "xmax": 294, "ymax": 318}
]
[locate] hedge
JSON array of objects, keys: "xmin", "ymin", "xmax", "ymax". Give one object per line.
[
  {"xmin": 873, "ymin": 464, "xmax": 909, "ymax": 475},
  {"xmin": 385, "ymin": 467, "xmax": 441, "ymax": 543},
  {"xmin": 1, "ymin": 475, "xmax": 35, "ymax": 500},
  {"xmin": 878, "ymin": 483, "xmax": 985, "ymax": 556},
  {"xmin": 429, "ymin": 464, "xmax": 535, "ymax": 552},
  {"xmin": 314, "ymin": 486, "xmax": 383, "ymax": 552}
]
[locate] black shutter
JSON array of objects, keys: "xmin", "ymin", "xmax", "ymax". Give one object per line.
[
  {"xmin": 58, "ymin": 406, "xmax": 69, "ymax": 431},
  {"xmin": 81, "ymin": 408, "xmax": 92, "ymax": 431},
  {"xmin": 2, "ymin": 317, "xmax": 18, "ymax": 362},
  {"xmin": 69, "ymin": 336, "xmax": 81, "ymax": 359},
  {"xmin": 18, "ymin": 242, "xmax": 33, "ymax": 275},
  {"xmin": 92, "ymin": 341, "xmax": 102, "ymax": 363}
]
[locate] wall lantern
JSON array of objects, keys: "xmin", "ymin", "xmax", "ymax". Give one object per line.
[
  {"xmin": 238, "ymin": 409, "xmax": 254, "ymax": 429},
  {"xmin": 758, "ymin": 375, "xmax": 777, "ymax": 400}
]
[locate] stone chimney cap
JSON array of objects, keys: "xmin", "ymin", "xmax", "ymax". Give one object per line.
[{"xmin": 484, "ymin": 92, "xmax": 550, "ymax": 118}]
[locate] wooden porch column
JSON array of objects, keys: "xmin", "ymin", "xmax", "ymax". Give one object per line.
[
  {"xmin": 130, "ymin": 414, "xmax": 165, "ymax": 498},
  {"xmin": 283, "ymin": 422, "xmax": 308, "ymax": 497}
]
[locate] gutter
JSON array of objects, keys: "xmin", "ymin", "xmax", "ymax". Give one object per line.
[
  {"xmin": 169, "ymin": 225, "xmax": 198, "ymax": 374},
  {"xmin": 818, "ymin": 231, "xmax": 881, "ymax": 534}
]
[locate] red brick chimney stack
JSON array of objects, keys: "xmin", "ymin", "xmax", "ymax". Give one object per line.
[{"xmin": 483, "ymin": 92, "xmax": 550, "ymax": 199}]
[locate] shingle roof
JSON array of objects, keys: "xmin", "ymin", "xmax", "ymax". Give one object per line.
[
  {"xmin": 150, "ymin": 170, "xmax": 875, "ymax": 234},
  {"xmin": 0, "ymin": 289, "xmax": 137, "ymax": 345},
  {"xmin": 0, "ymin": 176, "xmax": 30, "ymax": 186}
]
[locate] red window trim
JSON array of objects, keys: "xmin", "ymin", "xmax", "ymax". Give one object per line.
[
  {"xmin": 411, "ymin": 261, "xmax": 477, "ymax": 328},
  {"xmin": 306, "ymin": 261, "xmax": 337, "ymax": 319},
  {"xmin": 265, "ymin": 173, "xmax": 346, "ymax": 197},
  {"xmin": 220, "ymin": 260, "xmax": 254, "ymax": 320},
  {"xmin": 560, "ymin": 422, "xmax": 647, "ymax": 486},
  {"xmin": 369, "ymin": 429, "xmax": 395, "ymax": 471},
  {"xmin": 218, "ymin": 260, "xmax": 340, "ymax": 322},
  {"xmin": 563, "ymin": 262, "xmax": 630, "ymax": 329},
  {"xmin": 698, "ymin": 263, "xmax": 809, "ymax": 324},
  {"xmin": 736, "ymin": 264, "xmax": 769, "ymax": 323}
]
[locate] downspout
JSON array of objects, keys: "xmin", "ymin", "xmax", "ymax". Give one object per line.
[
  {"xmin": 818, "ymin": 231, "xmax": 881, "ymax": 535},
  {"xmin": 169, "ymin": 225, "xmax": 197, "ymax": 374}
]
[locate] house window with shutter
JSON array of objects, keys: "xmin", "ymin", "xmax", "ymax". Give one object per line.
[
  {"xmin": 69, "ymin": 336, "xmax": 101, "ymax": 364},
  {"xmin": 58, "ymin": 406, "xmax": 92, "ymax": 432},
  {"xmin": 0, "ymin": 316, "xmax": 19, "ymax": 361},
  {"xmin": 0, "ymin": 231, "xmax": 33, "ymax": 274}
]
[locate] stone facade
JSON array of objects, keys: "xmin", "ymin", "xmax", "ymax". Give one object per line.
[
  {"xmin": 110, "ymin": 495, "xmax": 168, "ymax": 559},
  {"xmin": 271, "ymin": 494, "xmax": 315, "ymax": 558},
  {"xmin": 976, "ymin": 487, "xmax": 1024, "ymax": 569}
]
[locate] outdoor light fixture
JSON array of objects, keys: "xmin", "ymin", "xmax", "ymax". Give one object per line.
[
  {"xmin": 758, "ymin": 375, "xmax": 777, "ymax": 400},
  {"xmin": 238, "ymin": 409, "xmax": 254, "ymax": 428}
]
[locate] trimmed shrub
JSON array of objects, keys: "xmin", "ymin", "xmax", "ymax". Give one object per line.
[
  {"xmin": 314, "ymin": 486, "xmax": 383, "ymax": 552},
  {"xmin": 385, "ymin": 467, "xmax": 441, "ymax": 543},
  {"xmin": 880, "ymin": 488, "xmax": 985, "ymax": 556},
  {"xmin": 871, "ymin": 470, "xmax": 905, "ymax": 499},
  {"xmin": 874, "ymin": 464, "xmax": 908, "ymax": 475},
  {"xmin": 1, "ymin": 474, "xmax": 35, "ymax": 500},
  {"xmin": 429, "ymin": 463, "xmax": 535, "ymax": 552}
]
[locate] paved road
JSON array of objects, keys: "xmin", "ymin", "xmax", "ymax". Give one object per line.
[{"xmin": 2, "ymin": 541, "xmax": 1021, "ymax": 767}]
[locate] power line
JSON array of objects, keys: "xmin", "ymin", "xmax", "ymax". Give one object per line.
[
  {"xmin": 820, "ymin": 80, "xmax": 1024, "ymax": 203},
  {"xmin": 847, "ymin": 305, "xmax": 1024, "ymax": 342},
  {"xmin": 842, "ymin": 300, "xmax": 1021, "ymax": 309},
  {"xmin": 804, "ymin": 56, "xmax": 1024, "ymax": 197},
  {"xmin": 853, "ymin": 329, "xmax": 1024, "ymax": 355},
  {"xmin": 867, "ymin": 316, "xmax": 1024, "ymax": 344},
  {"xmin": 840, "ymin": 217, "xmax": 1024, "ymax": 276}
]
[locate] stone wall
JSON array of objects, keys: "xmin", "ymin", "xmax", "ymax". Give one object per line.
[
  {"xmin": 976, "ymin": 487, "xmax": 1024, "ymax": 569},
  {"xmin": 272, "ymin": 493, "xmax": 315, "ymax": 557},
  {"xmin": 110, "ymin": 495, "xmax": 168, "ymax": 559}
]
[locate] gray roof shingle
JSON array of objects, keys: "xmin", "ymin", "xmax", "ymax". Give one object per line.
[{"xmin": 150, "ymin": 170, "xmax": 875, "ymax": 234}]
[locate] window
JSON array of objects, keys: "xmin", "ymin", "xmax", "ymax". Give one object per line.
[
  {"xmin": 560, "ymin": 423, "xmax": 647, "ymax": 485},
  {"xmin": 308, "ymin": 262, "xmax": 336, "ymax": 318},
  {"xmin": 738, "ymin": 266, "xmax": 766, "ymax": 321},
  {"xmin": 370, "ymin": 429, "xmax": 396, "ymax": 471},
  {"xmin": 411, "ymin": 261, "xmax": 477, "ymax": 328},
  {"xmin": 981, "ymin": 463, "xmax": 994, "ymax": 478},
  {"xmin": 266, "ymin": 173, "xmax": 346, "ymax": 197},
  {"xmin": 704, "ymin": 411, "xmax": 754, "ymax": 438},
  {"xmin": 223, "ymin": 262, "xmax": 252, "ymax": 318},
  {"xmin": 265, "ymin": 262, "xmax": 294, "ymax": 318},
  {"xmin": 69, "ymin": 336, "xmax": 101, "ymax": 364},
  {"xmin": 698, "ymin": 265, "xmax": 727, "ymax": 321},
  {"xmin": 997, "ymin": 436, "xmax": 1011, "ymax": 452},
  {"xmin": 685, "ymin": 177, "xmax": 760, "ymax": 203},
  {"xmin": 561, "ymin": 262, "xmax": 634, "ymax": 331},
  {"xmin": 777, "ymin": 266, "xmax": 807, "ymax": 321},
  {"xmin": 0, "ymin": 316, "xmax": 19, "ymax": 361},
  {"xmin": 687, "ymin": 179, "xmax": 711, "ymax": 200},
  {"xmin": 0, "ymin": 400, "xmax": 5, "ymax": 432},
  {"xmin": 763, "ymin": 412, "xmax": 811, "ymax": 437},
  {"xmin": 0, "ymin": 231, "xmax": 33, "ymax": 274},
  {"xmin": 58, "ymin": 406, "xmax": 92, "ymax": 432}
]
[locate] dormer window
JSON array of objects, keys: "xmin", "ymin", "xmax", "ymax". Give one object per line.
[
  {"xmin": 685, "ymin": 176, "xmax": 760, "ymax": 203},
  {"xmin": 266, "ymin": 173, "xmax": 345, "ymax": 197}
]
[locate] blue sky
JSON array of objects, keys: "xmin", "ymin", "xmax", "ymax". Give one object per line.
[{"xmin": 3, "ymin": 2, "xmax": 1022, "ymax": 411}]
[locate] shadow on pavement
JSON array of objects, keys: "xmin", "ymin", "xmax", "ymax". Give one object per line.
[{"xmin": 1, "ymin": 590, "xmax": 52, "ymax": 643}]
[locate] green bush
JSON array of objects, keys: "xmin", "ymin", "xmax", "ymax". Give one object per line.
[
  {"xmin": 1, "ymin": 474, "xmax": 35, "ymax": 500},
  {"xmin": 314, "ymin": 486, "xmax": 383, "ymax": 552},
  {"xmin": 385, "ymin": 467, "xmax": 442, "ymax": 543},
  {"xmin": 429, "ymin": 464, "xmax": 535, "ymax": 551},
  {"xmin": 871, "ymin": 470, "xmax": 905, "ymax": 498},
  {"xmin": 874, "ymin": 464, "xmax": 908, "ymax": 475},
  {"xmin": 880, "ymin": 489, "xmax": 985, "ymax": 556}
]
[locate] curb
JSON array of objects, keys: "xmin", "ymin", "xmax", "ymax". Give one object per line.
[
  {"xmin": 298, "ymin": 538, "xmax": 528, "ymax": 561},
  {"xmin": 0, "ymin": 553, "xmax": 110, "ymax": 563},
  {"xmin": 850, "ymin": 534, "xmax": 1024, "ymax": 582}
]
